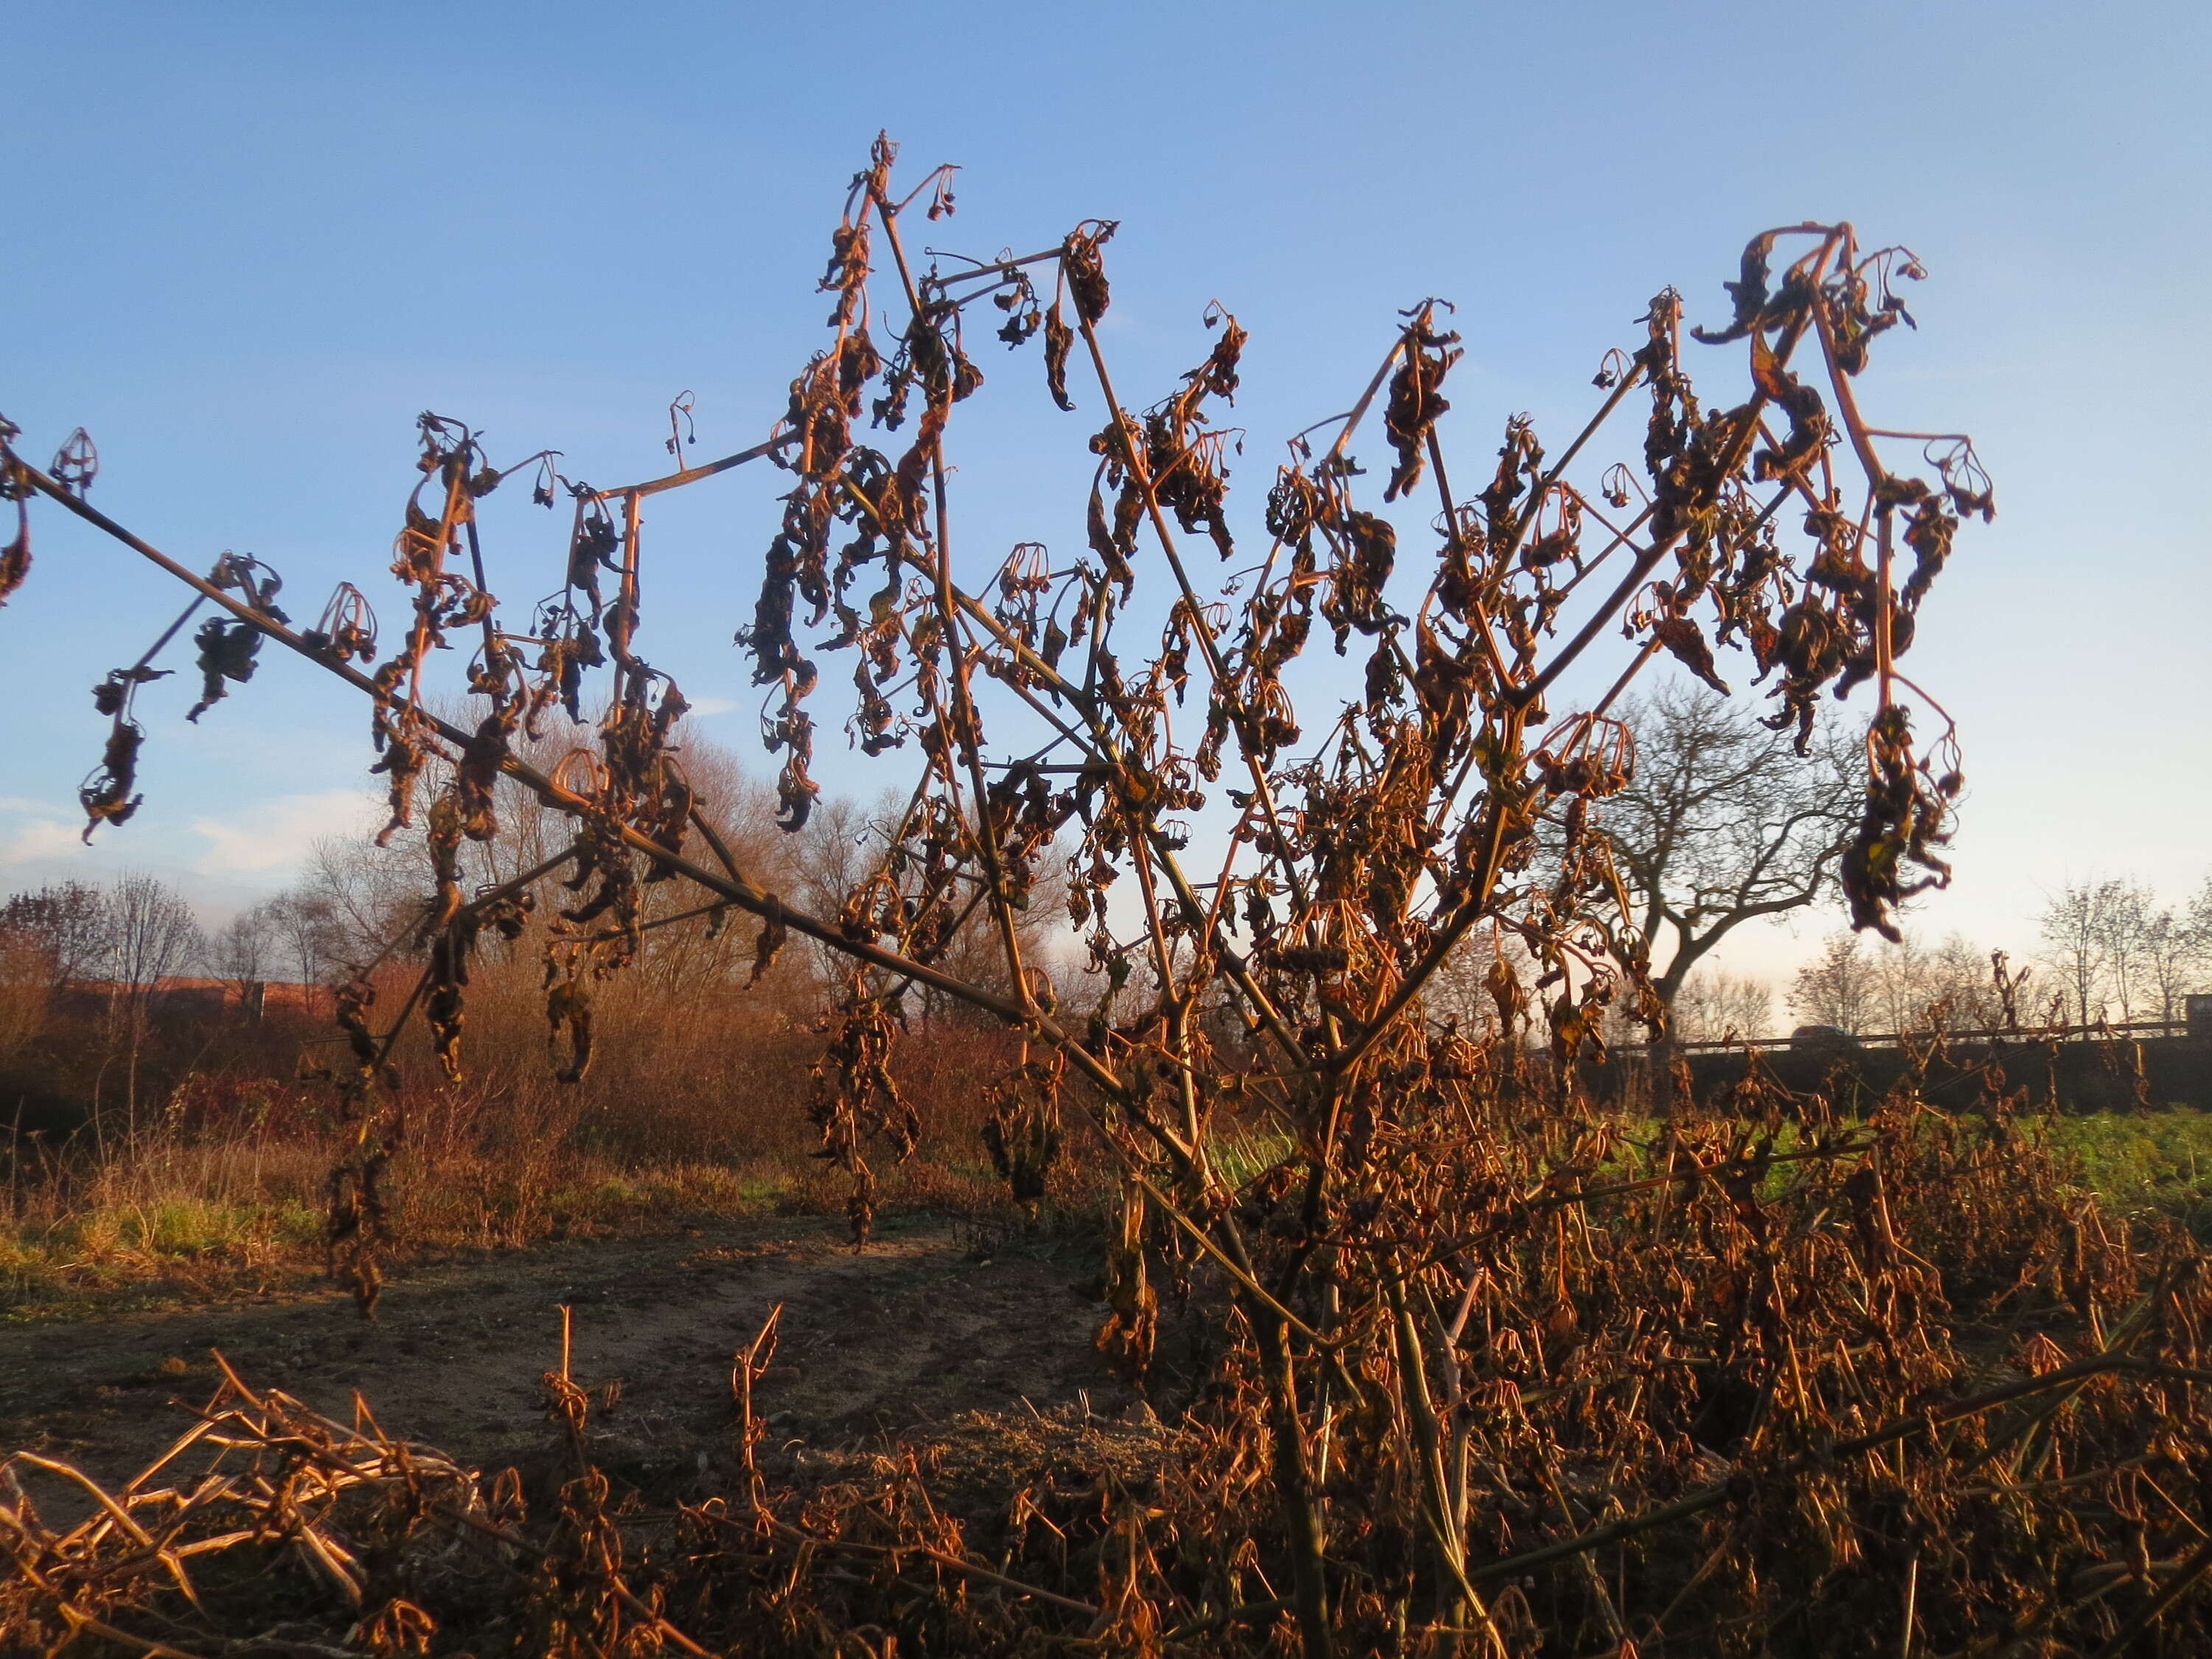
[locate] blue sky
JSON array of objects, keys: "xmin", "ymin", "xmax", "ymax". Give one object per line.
[{"xmin": 4, "ymin": 0, "xmax": 2207, "ymax": 984}]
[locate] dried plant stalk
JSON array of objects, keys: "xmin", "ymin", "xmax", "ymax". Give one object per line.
[{"xmin": 15, "ymin": 139, "xmax": 2208, "ymax": 1658}]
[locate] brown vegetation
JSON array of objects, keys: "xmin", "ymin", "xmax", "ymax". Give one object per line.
[{"xmin": 8, "ymin": 138, "xmax": 2212, "ymax": 1657}]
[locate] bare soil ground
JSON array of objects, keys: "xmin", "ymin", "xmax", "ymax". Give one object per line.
[{"xmin": 0, "ymin": 1212, "xmax": 1145, "ymax": 1513}]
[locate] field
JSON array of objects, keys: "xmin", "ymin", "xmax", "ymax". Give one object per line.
[
  {"xmin": 7, "ymin": 1088, "xmax": 2212, "ymax": 1655},
  {"xmin": 0, "ymin": 1212, "xmax": 1130, "ymax": 1514},
  {"xmin": 10, "ymin": 1103, "xmax": 2212, "ymax": 1326}
]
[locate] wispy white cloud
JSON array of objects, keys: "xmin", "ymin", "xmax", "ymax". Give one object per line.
[
  {"xmin": 189, "ymin": 789, "xmax": 382, "ymax": 874},
  {"xmin": 0, "ymin": 812, "xmax": 83, "ymax": 868},
  {"xmin": 686, "ymin": 695, "xmax": 739, "ymax": 717}
]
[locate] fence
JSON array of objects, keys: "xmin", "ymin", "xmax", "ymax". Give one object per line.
[
  {"xmin": 1611, "ymin": 1024, "xmax": 2212, "ymax": 1114},
  {"xmin": 1666, "ymin": 1015, "xmax": 2205, "ymax": 1057}
]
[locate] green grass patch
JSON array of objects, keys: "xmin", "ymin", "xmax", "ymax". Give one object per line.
[{"xmin": 2048, "ymin": 1109, "xmax": 2212, "ymax": 1233}]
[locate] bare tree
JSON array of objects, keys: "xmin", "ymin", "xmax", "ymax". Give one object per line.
[
  {"xmin": 1599, "ymin": 681, "xmax": 1857, "ymax": 1100},
  {"xmin": 0, "ymin": 918, "xmax": 49, "ymax": 1065},
  {"xmin": 297, "ymin": 839, "xmax": 413, "ymax": 969},
  {"xmin": 262, "ymin": 888, "xmax": 347, "ymax": 994},
  {"xmin": 1790, "ymin": 927, "xmax": 2000, "ymax": 1037},
  {"xmin": 1856, "ymin": 932, "xmax": 1923, "ymax": 1034},
  {"xmin": 1603, "ymin": 683, "xmax": 1860, "ymax": 1012},
  {"xmin": 209, "ymin": 902, "xmax": 280, "ymax": 1015},
  {"xmin": 2098, "ymin": 880, "xmax": 2157, "ymax": 1021},
  {"xmin": 1419, "ymin": 928, "xmax": 1529, "ymax": 1040},
  {"xmin": 2133, "ymin": 905, "xmax": 2191, "ymax": 1026},
  {"xmin": 0, "ymin": 880, "xmax": 112, "ymax": 986},
  {"xmin": 1672, "ymin": 967, "xmax": 1773, "ymax": 1042},
  {"xmin": 788, "ymin": 783, "xmax": 1070, "ymax": 1022},
  {"xmin": 792, "ymin": 790, "xmax": 900, "ymax": 983},
  {"xmin": 106, "ymin": 872, "xmax": 203, "ymax": 996},
  {"xmin": 2038, "ymin": 878, "xmax": 2130, "ymax": 1026},
  {"xmin": 1790, "ymin": 932, "xmax": 1879, "ymax": 1032},
  {"xmin": 1922, "ymin": 931, "xmax": 2003, "ymax": 1030},
  {"xmin": 3, "ymin": 880, "xmax": 119, "ymax": 1127},
  {"xmin": 2185, "ymin": 876, "xmax": 2212, "ymax": 1015},
  {"xmin": 103, "ymin": 872, "xmax": 204, "ymax": 1135}
]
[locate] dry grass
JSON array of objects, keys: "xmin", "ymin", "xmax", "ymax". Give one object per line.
[
  {"xmin": 0, "ymin": 1129, "xmax": 789, "ymax": 1319},
  {"xmin": 0, "ymin": 1042, "xmax": 1061, "ymax": 1321},
  {"xmin": 11, "ymin": 1070, "xmax": 2211, "ymax": 1325}
]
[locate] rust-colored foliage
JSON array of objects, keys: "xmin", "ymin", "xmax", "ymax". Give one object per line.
[{"xmin": 18, "ymin": 145, "xmax": 2212, "ymax": 1658}]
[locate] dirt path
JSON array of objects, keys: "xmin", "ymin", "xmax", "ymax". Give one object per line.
[{"xmin": 0, "ymin": 1213, "xmax": 1133, "ymax": 1500}]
